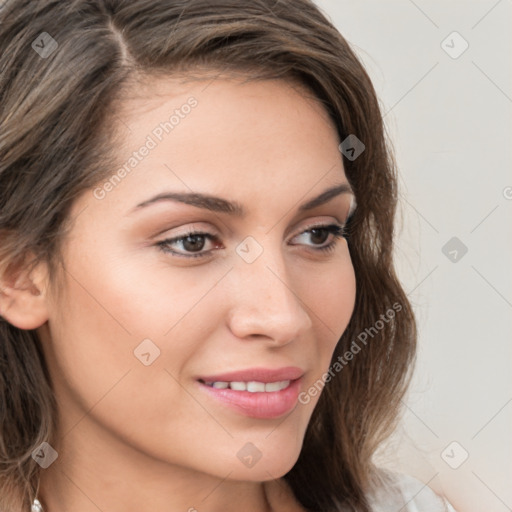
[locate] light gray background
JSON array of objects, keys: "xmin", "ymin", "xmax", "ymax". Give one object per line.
[{"xmin": 315, "ymin": 1, "xmax": 512, "ymax": 511}]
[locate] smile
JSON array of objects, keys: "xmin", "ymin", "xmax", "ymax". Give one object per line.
[
  {"xmin": 197, "ymin": 377, "xmax": 303, "ymax": 419},
  {"xmin": 200, "ymin": 380, "xmax": 291, "ymax": 392}
]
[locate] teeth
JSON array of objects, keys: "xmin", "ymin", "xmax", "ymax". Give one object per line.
[
  {"xmin": 205, "ymin": 380, "xmax": 291, "ymax": 392},
  {"xmin": 265, "ymin": 381, "xmax": 287, "ymax": 392},
  {"xmin": 247, "ymin": 381, "xmax": 265, "ymax": 392}
]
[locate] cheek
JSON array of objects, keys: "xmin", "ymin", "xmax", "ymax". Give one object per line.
[
  {"xmin": 296, "ymin": 254, "xmax": 356, "ymax": 378},
  {"xmin": 299, "ymin": 253, "xmax": 356, "ymax": 336},
  {"xmin": 43, "ymin": 265, "xmax": 228, "ymax": 466},
  {"xmin": 43, "ymin": 245, "xmax": 235, "ymax": 431}
]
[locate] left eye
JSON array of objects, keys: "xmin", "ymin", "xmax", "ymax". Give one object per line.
[
  {"xmin": 156, "ymin": 223, "xmax": 346, "ymax": 258},
  {"xmin": 157, "ymin": 233, "xmax": 219, "ymax": 257},
  {"xmin": 290, "ymin": 224, "xmax": 346, "ymax": 251}
]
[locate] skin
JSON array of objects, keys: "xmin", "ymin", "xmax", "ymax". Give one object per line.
[{"xmin": 1, "ymin": 76, "xmax": 356, "ymax": 511}]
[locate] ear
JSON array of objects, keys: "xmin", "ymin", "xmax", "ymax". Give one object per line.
[{"xmin": 0, "ymin": 257, "xmax": 50, "ymax": 330}]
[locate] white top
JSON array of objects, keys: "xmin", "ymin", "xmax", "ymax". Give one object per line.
[
  {"xmin": 368, "ymin": 470, "xmax": 457, "ymax": 512},
  {"xmin": 32, "ymin": 472, "xmax": 456, "ymax": 511}
]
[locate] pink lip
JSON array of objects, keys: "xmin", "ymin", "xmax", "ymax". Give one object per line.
[
  {"xmin": 196, "ymin": 366, "xmax": 304, "ymax": 419},
  {"xmin": 197, "ymin": 366, "xmax": 304, "ymax": 384}
]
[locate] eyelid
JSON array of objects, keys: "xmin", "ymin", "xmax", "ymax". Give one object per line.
[
  {"xmin": 152, "ymin": 221, "xmax": 220, "ymax": 240},
  {"xmin": 287, "ymin": 212, "xmax": 350, "ymax": 239},
  {"xmin": 157, "ymin": 215, "xmax": 349, "ymax": 246},
  {"xmin": 296, "ymin": 218, "xmax": 345, "ymax": 232}
]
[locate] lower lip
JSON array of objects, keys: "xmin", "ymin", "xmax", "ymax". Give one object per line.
[{"xmin": 198, "ymin": 378, "xmax": 302, "ymax": 419}]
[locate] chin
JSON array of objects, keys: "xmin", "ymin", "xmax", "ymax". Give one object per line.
[
  {"xmin": 227, "ymin": 458, "xmax": 299, "ymax": 482},
  {"xmin": 221, "ymin": 434, "xmax": 304, "ymax": 482}
]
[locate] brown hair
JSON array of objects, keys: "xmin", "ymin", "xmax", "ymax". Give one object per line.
[{"xmin": 0, "ymin": 1, "xmax": 416, "ymax": 510}]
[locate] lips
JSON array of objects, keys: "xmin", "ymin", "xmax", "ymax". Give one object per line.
[
  {"xmin": 196, "ymin": 366, "xmax": 304, "ymax": 419},
  {"xmin": 197, "ymin": 366, "xmax": 304, "ymax": 384}
]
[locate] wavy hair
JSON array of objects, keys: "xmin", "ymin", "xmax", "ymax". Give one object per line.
[{"xmin": 0, "ymin": 1, "xmax": 416, "ymax": 510}]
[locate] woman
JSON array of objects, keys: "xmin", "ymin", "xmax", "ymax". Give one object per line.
[{"xmin": 0, "ymin": 1, "xmax": 456, "ymax": 511}]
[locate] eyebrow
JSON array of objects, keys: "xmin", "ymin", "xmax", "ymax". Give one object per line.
[{"xmin": 129, "ymin": 182, "xmax": 354, "ymax": 216}]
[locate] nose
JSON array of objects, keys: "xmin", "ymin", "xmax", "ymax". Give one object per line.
[{"xmin": 226, "ymin": 252, "xmax": 313, "ymax": 346}]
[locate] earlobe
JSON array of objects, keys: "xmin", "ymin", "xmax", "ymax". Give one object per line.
[{"xmin": 0, "ymin": 261, "xmax": 50, "ymax": 330}]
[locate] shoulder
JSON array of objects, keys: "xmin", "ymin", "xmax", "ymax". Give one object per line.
[{"xmin": 366, "ymin": 468, "xmax": 457, "ymax": 512}]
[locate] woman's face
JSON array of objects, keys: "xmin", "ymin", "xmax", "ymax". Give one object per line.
[{"xmin": 38, "ymin": 76, "xmax": 356, "ymax": 482}]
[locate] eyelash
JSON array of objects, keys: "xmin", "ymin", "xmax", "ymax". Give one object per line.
[{"xmin": 156, "ymin": 223, "xmax": 348, "ymax": 259}]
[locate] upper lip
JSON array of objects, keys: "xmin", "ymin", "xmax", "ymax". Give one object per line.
[{"xmin": 198, "ymin": 366, "xmax": 304, "ymax": 383}]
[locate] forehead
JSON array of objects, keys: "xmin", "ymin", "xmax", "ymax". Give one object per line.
[
  {"xmin": 116, "ymin": 75, "xmax": 341, "ymax": 165},
  {"xmin": 74, "ymin": 75, "xmax": 349, "ymax": 222},
  {"xmin": 115, "ymin": 72, "xmax": 338, "ymax": 145}
]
